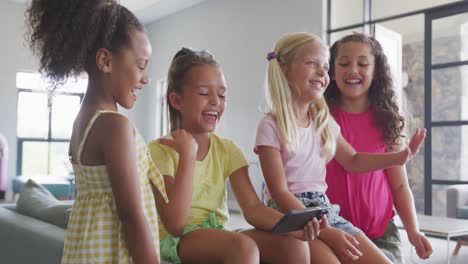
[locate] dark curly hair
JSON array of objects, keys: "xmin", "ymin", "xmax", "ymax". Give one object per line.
[
  {"xmin": 325, "ymin": 34, "xmax": 405, "ymax": 149},
  {"xmin": 26, "ymin": 0, "xmax": 144, "ymax": 87},
  {"xmin": 166, "ymin": 48, "xmax": 219, "ymax": 132}
]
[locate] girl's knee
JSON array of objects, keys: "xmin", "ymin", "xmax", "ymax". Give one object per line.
[
  {"xmin": 277, "ymin": 237, "xmax": 310, "ymax": 263},
  {"xmin": 309, "ymin": 239, "xmax": 340, "ymax": 264},
  {"xmin": 287, "ymin": 240, "xmax": 310, "ymax": 263},
  {"xmin": 228, "ymin": 234, "xmax": 260, "ymax": 262}
]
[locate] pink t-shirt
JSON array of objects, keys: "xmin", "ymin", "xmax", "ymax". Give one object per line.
[
  {"xmin": 326, "ymin": 107, "xmax": 394, "ymax": 239},
  {"xmin": 254, "ymin": 115, "xmax": 340, "ymax": 201}
]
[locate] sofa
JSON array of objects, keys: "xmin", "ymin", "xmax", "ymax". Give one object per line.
[
  {"xmin": 0, "ymin": 179, "xmax": 73, "ymax": 264},
  {"xmin": 0, "ymin": 202, "xmax": 71, "ymax": 264},
  {"xmin": 0, "ymin": 180, "xmax": 172, "ymax": 264},
  {"xmin": 446, "ymin": 184, "xmax": 468, "ymax": 255},
  {"xmin": 446, "ymin": 184, "xmax": 468, "ymax": 219}
]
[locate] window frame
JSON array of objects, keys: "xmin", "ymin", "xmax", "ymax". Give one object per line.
[{"xmin": 16, "ymin": 79, "xmax": 84, "ymax": 176}]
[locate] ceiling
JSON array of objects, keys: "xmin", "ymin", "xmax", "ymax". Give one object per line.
[
  {"xmin": 4, "ymin": 0, "xmax": 208, "ymax": 24},
  {"xmin": 121, "ymin": 0, "xmax": 208, "ymax": 24}
]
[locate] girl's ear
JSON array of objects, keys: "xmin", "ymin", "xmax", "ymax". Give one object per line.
[
  {"xmin": 168, "ymin": 91, "xmax": 183, "ymax": 110},
  {"xmin": 96, "ymin": 48, "xmax": 113, "ymax": 73},
  {"xmin": 280, "ymin": 63, "xmax": 288, "ymax": 75}
]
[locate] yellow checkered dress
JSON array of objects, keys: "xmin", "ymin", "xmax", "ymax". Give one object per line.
[{"xmin": 62, "ymin": 110, "xmax": 168, "ymax": 264}]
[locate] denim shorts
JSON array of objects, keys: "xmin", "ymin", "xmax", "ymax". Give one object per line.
[{"xmin": 266, "ymin": 191, "xmax": 362, "ymax": 236}]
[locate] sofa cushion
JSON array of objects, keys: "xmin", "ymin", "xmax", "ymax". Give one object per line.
[
  {"xmin": 13, "ymin": 175, "xmax": 72, "ymax": 198},
  {"xmin": 16, "ymin": 179, "xmax": 73, "ymax": 228},
  {"xmin": 458, "ymin": 206, "xmax": 468, "ymax": 219}
]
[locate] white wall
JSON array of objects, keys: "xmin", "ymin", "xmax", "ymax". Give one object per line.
[
  {"xmin": 142, "ymin": 0, "xmax": 326, "ymax": 162},
  {"xmin": 0, "ymin": 0, "xmax": 325, "ymax": 196},
  {"xmin": 0, "ymin": 1, "xmax": 38, "ymax": 195}
]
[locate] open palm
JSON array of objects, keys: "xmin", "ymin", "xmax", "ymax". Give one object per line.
[{"xmin": 407, "ymin": 128, "xmax": 426, "ymax": 157}]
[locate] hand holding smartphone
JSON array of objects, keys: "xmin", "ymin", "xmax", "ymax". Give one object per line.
[{"xmin": 272, "ymin": 207, "xmax": 328, "ymax": 234}]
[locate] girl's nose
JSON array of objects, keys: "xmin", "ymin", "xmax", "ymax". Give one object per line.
[
  {"xmin": 209, "ymin": 94, "xmax": 220, "ymax": 105},
  {"xmin": 141, "ymin": 70, "xmax": 150, "ymax": 85},
  {"xmin": 317, "ymin": 66, "xmax": 326, "ymax": 76}
]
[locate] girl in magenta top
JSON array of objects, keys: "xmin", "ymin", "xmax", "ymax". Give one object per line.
[{"xmin": 325, "ymin": 33, "xmax": 433, "ymax": 263}]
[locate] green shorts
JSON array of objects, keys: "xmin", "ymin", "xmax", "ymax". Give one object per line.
[
  {"xmin": 160, "ymin": 213, "xmax": 226, "ymax": 264},
  {"xmin": 372, "ymin": 220, "xmax": 403, "ymax": 264}
]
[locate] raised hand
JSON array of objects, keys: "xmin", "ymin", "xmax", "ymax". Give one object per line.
[
  {"xmin": 158, "ymin": 129, "xmax": 198, "ymax": 158},
  {"xmin": 407, "ymin": 128, "xmax": 426, "ymax": 156},
  {"xmin": 397, "ymin": 128, "xmax": 426, "ymax": 165}
]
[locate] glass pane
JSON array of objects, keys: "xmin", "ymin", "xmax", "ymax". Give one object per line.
[
  {"xmin": 378, "ymin": 16, "xmax": 426, "ymax": 125},
  {"xmin": 17, "ymin": 92, "xmax": 49, "ymax": 138},
  {"xmin": 432, "ymin": 66, "xmax": 468, "ymax": 121},
  {"xmin": 378, "ymin": 15, "xmax": 424, "ymax": 46},
  {"xmin": 331, "ymin": 0, "xmax": 363, "ymax": 29},
  {"xmin": 373, "ymin": 0, "xmax": 459, "ymax": 20},
  {"xmin": 52, "ymin": 95, "xmax": 81, "ymax": 139},
  {"xmin": 155, "ymin": 79, "xmax": 169, "ymax": 138},
  {"xmin": 432, "ymin": 12, "xmax": 468, "ymax": 64},
  {"xmin": 432, "ymin": 126, "xmax": 468, "ymax": 181},
  {"xmin": 432, "ymin": 184, "xmax": 448, "ymax": 217},
  {"xmin": 21, "ymin": 141, "xmax": 48, "ymax": 176},
  {"xmin": 59, "ymin": 76, "xmax": 88, "ymax": 94},
  {"xmin": 377, "ymin": 16, "xmax": 426, "ymax": 213},
  {"xmin": 16, "ymin": 72, "xmax": 43, "ymax": 91},
  {"xmin": 16, "ymin": 71, "xmax": 87, "ymax": 93},
  {"xmin": 50, "ymin": 142, "xmax": 72, "ymax": 176},
  {"xmin": 406, "ymin": 152, "xmax": 425, "ymax": 213},
  {"xmin": 329, "ymin": 27, "xmax": 364, "ymax": 45}
]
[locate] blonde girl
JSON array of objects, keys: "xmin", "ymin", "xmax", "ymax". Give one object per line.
[{"xmin": 255, "ymin": 32, "xmax": 426, "ymax": 264}]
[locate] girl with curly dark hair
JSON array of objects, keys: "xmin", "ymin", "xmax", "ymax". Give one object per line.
[
  {"xmin": 26, "ymin": 1, "xmax": 169, "ymax": 263},
  {"xmin": 325, "ymin": 33, "xmax": 432, "ymax": 263}
]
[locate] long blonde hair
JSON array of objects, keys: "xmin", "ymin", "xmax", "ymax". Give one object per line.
[{"xmin": 266, "ymin": 32, "xmax": 336, "ymax": 160}]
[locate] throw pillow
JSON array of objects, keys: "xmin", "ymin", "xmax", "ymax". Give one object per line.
[{"xmin": 16, "ymin": 179, "xmax": 73, "ymax": 228}]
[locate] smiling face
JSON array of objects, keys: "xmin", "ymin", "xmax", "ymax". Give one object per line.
[
  {"xmin": 109, "ymin": 30, "xmax": 152, "ymax": 109},
  {"xmin": 170, "ymin": 64, "xmax": 226, "ymax": 134},
  {"xmin": 283, "ymin": 42, "xmax": 330, "ymax": 103},
  {"xmin": 333, "ymin": 41, "xmax": 375, "ymax": 102}
]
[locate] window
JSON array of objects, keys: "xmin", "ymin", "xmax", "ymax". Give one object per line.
[
  {"xmin": 16, "ymin": 72, "xmax": 87, "ymax": 177},
  {"xmin": 155, "ymin": 78, "xmax": 169, "ymax": 137}
]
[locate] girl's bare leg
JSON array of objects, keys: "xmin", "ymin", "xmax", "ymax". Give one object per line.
[
  {"xmin": 241, "ymin": 229, "xmax": 310, "ymax": 264},
  {"xmin": 340, "ymin": 233, "xmax": 392, "ymax": 264},
  {"xmin": 178, "ymin": 228, "xmax": 259, "ymax": 264},
  {"xmin": 309, "ymin": 239, "xmax": 340, "ymax": 264}
]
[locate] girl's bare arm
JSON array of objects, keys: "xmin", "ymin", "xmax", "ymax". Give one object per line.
[
  {"xmin": 153, "ymin": 130, "xmax": 197, "ymax": 237},
  {"xmin": 386, "ymin": 165, "xmax": 432, "ymax": 259},
  {"xmin": 230, "ymin": 165, "xmax": 321, "ymax": 241},
  {"xmin": 334, "ymin": 129, "xmax": 425, "ymax": 173},
  {"xmin": 257, "ymin": 146, "xmax": 306, "ymax": 212},
  {"xmin": 103, "ymin": 114, "xmax": 159, "ymax": 264}
]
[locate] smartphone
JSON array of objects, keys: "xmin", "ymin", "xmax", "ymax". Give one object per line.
[{"xmin": 272, "ymin": 207, "xmax": 328, "ymax": 234}]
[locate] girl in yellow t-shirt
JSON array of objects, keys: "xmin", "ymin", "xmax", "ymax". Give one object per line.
[{"xmin": 149, "ymin": 48, "xmax": 326, "ymax": 264}]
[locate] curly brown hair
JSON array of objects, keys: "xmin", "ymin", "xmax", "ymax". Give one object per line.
[
  {"xmin": 166, "ymin": 48, "xmax": 219, "ymax": 132},
  {"xmin": 325, "ymin": 34, "xmax": 405, "ymax": 149},
  {"xmin": 26, "ymin": 0, "xmax": 144, "ymax": 87}
]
